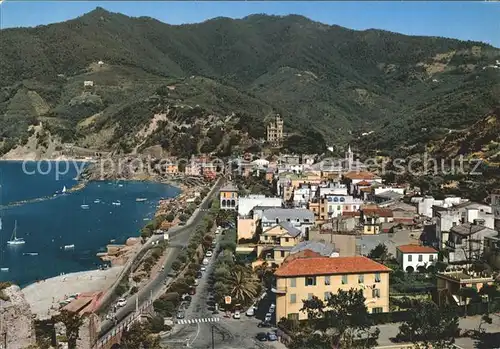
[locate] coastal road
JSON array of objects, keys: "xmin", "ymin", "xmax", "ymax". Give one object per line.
[{"xmin": 98, "ymin": 177, "xmax": 223, "ymax": 338}]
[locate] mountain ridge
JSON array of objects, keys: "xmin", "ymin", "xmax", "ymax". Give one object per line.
[{"xmin": 0, "ymin": 7, "xmax": 499, "ymax": 157}]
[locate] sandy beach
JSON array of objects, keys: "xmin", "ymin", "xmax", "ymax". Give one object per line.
[{"xmin": 22, "ymin": 266, "xmax": 123, "ymax": 319}]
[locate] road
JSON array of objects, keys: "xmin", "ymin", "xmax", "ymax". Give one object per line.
[{"xmin": 98, "ymin": 177, "xmax": 223, "ymax": 338}]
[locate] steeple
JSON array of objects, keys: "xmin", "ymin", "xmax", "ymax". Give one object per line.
[{"xmin": 346, "ymin": 144, "xmax": 353, "ymax": 170}]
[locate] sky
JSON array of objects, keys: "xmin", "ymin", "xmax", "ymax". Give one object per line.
[{"xmin": 1, "ymin": 1, "xmax": 499, "ymax": 48}]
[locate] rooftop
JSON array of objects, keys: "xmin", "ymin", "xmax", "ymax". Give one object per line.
[
  {"xmin": 275, "ymin": 256, "xmax": 391, "ymax": 277},
  {"xmin": 262, "ymin": 208, "xmax": 315, "ymax": 222},
  {"xmin": 356, "ymin": 180, "xmax": 372, "ymax": 186},
  {"xmin": 362, "ymin": 207, "xmax": 394, "ymax": 217},
  {"xmin": 220, "ymin": 182, "xmax": 238, "ymax": 192},
  {"xmin": 397, "ymin": 244, "xmax": 438, "ymax": 254},
  {"xmin": 344, "ymin": 171, "xmax": 381, "ymax": 180},
  {"xmin": 450, "ymin": 223, "xmax": 495, "ymax": 236},
  {"xmin": 376, "ymin": 191, "xmax": 404, "ymax": 200},
  {"xmin": 290, "ymin": 240, "xmax": 338, "ymax": 256}
]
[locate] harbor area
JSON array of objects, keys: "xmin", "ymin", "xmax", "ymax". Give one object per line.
[{"xmin": 22, "ymin": 266, "xmax": 123, "ymax": 319}]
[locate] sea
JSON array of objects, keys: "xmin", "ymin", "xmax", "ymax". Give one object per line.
[{"xmin": 0, "ymin": 161, "xmax": 181, "ymax": 287}]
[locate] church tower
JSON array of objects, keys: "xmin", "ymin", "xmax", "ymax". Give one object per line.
[{"xmin": 345, "ymin": 145, "xmax": 353, "ymax": 170}]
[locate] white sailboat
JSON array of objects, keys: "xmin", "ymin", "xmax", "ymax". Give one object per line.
[
  {"xmin": 62, "ymin": 186, "xmax": 67, "ymax": 194},
  {"xmin": 7, "ymin": 221, "xmax": 25, "ymax": 245},
  {"xmin": 81, "ymin": 198, "xmax": 89, "ymax": 210}
]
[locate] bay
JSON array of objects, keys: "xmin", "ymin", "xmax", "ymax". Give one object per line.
[{"xmin": 0, "ymin": 161, "xmax": 180, "ymax": 286}]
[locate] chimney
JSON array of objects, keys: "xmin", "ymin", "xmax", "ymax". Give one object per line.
[{"xmin": 473, "ymin": 219, "xmax": 485, "ymax": 226}]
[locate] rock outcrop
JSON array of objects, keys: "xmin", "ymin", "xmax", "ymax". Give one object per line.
[{"xmin": 0, "ymin": 285, "xmax": 36, "ymax": 349}]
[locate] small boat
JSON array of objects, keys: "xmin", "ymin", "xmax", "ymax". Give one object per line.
[
  {"xmin": 112, "ymin": 200, "xmax": 121, "ymax": 206},
  {"xmin": 136, "ymin": 198, "xmax": 147, "ymax": 202},
  {"xmin": 109, "ymin": 239, "xmax": 116, "ymax": 243},
  {"xmin": 0, "ymin": 268, "xmax": 8, "ymax": 272},
  {"xmin": 62, "ymin": 186, "xmax": 67, "ymax": 194},
  {"xmin": 94, "ymin": 199, "xmax": 101, "ymax": 204},
  {"xmin": 7, "ymin": 221, "xmax": 25, "ymax": 245},
  {"xmin": 81, "ymin": 198, "xmax": 89, "ymax": 209},
  {"xmin": 118, "ymin": 184, "xmax": 123, "ymax": 187},
  {"xmin": 63, "ymin": 244, "xmax": 75, "ymax": 250},
  {"xmin": 23, "ymin": 252, "xmax": 38, "ymax": 256}
]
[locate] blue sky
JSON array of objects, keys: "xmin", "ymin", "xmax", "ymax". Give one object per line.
[{"xmin": 1, "ymin": 1, "xmax": 499, "ymax": 47}]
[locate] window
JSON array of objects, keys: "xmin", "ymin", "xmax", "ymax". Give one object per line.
[
  {"xmin": 290, "ymin": 294, "xmax": 296, "ymax": 303},
  {"xmin": 358, "ymin": 274, "xmax": 364, "ymax": 284},
  {"xmin": 372, "ymin": 289, "xmax": 380, "ymax": 298},
  {"xmin": 280, "ymin": 251, "xmax": 285, "ymax": 258},
  {"xmin": 418, "ymin": 255, "xmax": 423, "ymax": 262},
  {"xmin": 375, "ymin": 273, "xmax": 381, "ymax": 283},
  {"xmin": 367, "ymin": 226, "xmax": 372, "ymax": 232},
  {"xmin": 429, "ymin": 254, "xmax": 434, "ymax": 261},
  {"xmin": 290, "ymin": 278, "xmax": 296, "ymax": 287},
  {"xmin": 324, "ymin": 292, "xmax": 331, "ymax": 300},
  {"xmin": 305, "ymin": 277, "xmax": 316, "ymax": 286},
  {"xmin": 408, "ymin": 255, "xmax": 412, "ymax": 262},
  {"xmin": 325, "ymin": 276, "xmax": 331, "ymax": 285},
  {"xmin": 342, "ymin": 275, "xmax": 348, "ymax": 284},
  {"xmin": 372, "ymin": 307, "xmax": 383, "ymax": 314},
  {"xmin": 285, "ymin": 237, "xmax": 290, "ymax": 243},
  {"xmin": 307, "ymin": 293, "xmax": 313, "ymax": 300}
]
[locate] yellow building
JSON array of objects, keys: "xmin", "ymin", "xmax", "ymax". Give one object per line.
[
  {"xmin": 219, "ymin": 183, "xmax": 238, "ymax": 210},
  {"xmin": 274, "ymin": 256, "xmax": 391, "ymax": 320},
  {"xmin": 256, "ymin": 223, "xmax": 302, "ymax": 266},
  {"xmin": 360, "ymin": 206, "xmax": 394, "ymax": 234},
  {"xmin": 308, "ymin": 198, "xmax": 329, "ymax": 222},
  {"xmin": 237, "ymin": 217, "xmax": 258, "ymax": 240}
]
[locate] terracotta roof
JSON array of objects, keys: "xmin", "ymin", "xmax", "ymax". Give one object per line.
[
  {"xmin": 360, "ymin": 187, "xmax": 372, "ymax": 193},
  {"xmin": 356, "ymin": 180, "xmax": 372, "ymax": 186},
  {"xmin": 362, "ymin": 207, "xmax": 393, "ymax": 217},
  {"xmin": 397, "ymin": 245, "xmax": 437, "ymax": 254},
  {"xmin": 342, "ymin": 211, "xmax": 360, "ymax": 217},
  {"xmin": 344, "ymin": 171, "xmax": 380, "ymax": 180},
  {"xmin": 274, "ymin": 256, "xmax": 391, "ymax": 277}
]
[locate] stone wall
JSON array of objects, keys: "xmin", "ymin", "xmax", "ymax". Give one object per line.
[{"xmin": 0, "ymin": 285, "xmax": 36, "ymax": 349}]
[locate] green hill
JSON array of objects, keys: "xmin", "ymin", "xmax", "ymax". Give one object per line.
[{"xmin": 0, "ymin": 7, "xmax": 499, "ymax": 156}]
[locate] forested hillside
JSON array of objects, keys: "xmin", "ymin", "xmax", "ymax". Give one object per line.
[{"xmin": 0, "ymin": 7, "xmax": 499, "ymax": 156}]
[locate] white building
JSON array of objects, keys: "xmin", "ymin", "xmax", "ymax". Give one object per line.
[
  {"xmin": 411, "ymin": 196, "xmax": 465, "ymax": 218},
  {"xmin": 83, "ymin": 80, "xmax": 94, "ymax": 87},
  {"xmin": 396, "ymin": 244, "xmax": 438, "ymax": 273},
  {"xmin": 323, "ymin": 194, "xmax": 363, "ymax": 218},
  {"xmin": 319, "ymin": 184, "xmax": 348, "ymax": 197},
  {"xmin": 261, "ymin": 208, "xmax": 315, "ymax": 236},
  {"xmin": 237, "ymin": 195, "xmax": 282, "ymax": 217}
]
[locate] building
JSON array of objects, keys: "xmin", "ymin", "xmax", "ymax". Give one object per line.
[
  {"xmin": 273, "ymin": 256, "xmax": 391, "ymax": 320},
  {"xmin": 238, "ymin": 195, "xmax": 282, "ymax": 217},
  {"xmin": 360, "ymin": 206, "xmax": 394, "ymax": 234},
  {"xmin": 256, "ymin": 222, "xmax": 303, "ymax": 266},
  {"xmin": 396, "ymin": 244, "xmax": 438, "ymax": 273},
  {"xmin": 411, "ymin": 196, "xmax": 465, "ymax": 218},
  {"xmin": 484, "ymin": 233, "xmax": 500, "ymax": 269},
  {"xmin": 491, "ymin": 189, "xmax": 500, "ymax": 230},
  {"xmin": 83, "ymin": 80, "xmax": 94, "ymax": 87},
  {"xmin": 261, "ymin": 208, "xmax": 315, "ymax": 236},
  {"xmin": 436, "ymin": 271, "xmax": 494, "ymax": 306},
  {"xmin": 445, "ymin": 220, "xmax": 498, "ymax": 263},
  {"xmin": 219, "ymin": 183, "xmax": 238, "ymax": 210},
  {"xmin": 267, "ymin": 114, "xmax": 284, "ymax": 146}
]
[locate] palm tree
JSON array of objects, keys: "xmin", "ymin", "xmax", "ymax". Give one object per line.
[{"xmin": 227, "ymin": 269, "xmax": 260, "ymax": 305}]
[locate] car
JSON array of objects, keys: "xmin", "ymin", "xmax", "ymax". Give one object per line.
[
  {"xmin": 257, "ymin": 321, "xmax": 272, "ymax": 328},
  {"xmin": 116, "ymin": 298, "xmax": 127, "ymax": 307},
  {"xmin": 246, "ymin": 306, "xmax": 255, "ymax": 316},
  {"xmin": 194, "ymin": 279, "xmax": 199, "ymax": 286},
  {"xmin": 205, "ymin": 250, "xmax": 213, "ymax": 257},
  {"xmin": 200, "ymin": 266, "xmax": 207, "ymax": 272},
  {"xmin": 160, "ymin": 265, "xmax": 165, "ymax": 271},
  {"xmin": 176, "ymin": 311, "xmax": 185, "ymax": 319},
  {"xmin": 202, "ymin": 258, "xmax": 209, "ymax": 265},
  {"xmin": 233, "ymin": 310, "xmax": 241, "ymax": 319},
  {"xmin": 196, "ymin": 272, "xmax": 203, "ymax": 279},
  {"xmin": 267, "ymin": 332, "xmax": 278, "ymax": 341},
  {"xmin": 256, "ymin": 332, "xmax": 268, "ymax": 341},
  {"xmin": 189, "ymin": 287, "xmax": 196, "ymax": 295},
  {"xmin": 269, "ymin": 303, "xmax": 276, "ymax": 312},
  {"xmin": 264, "ymin": 313, "xmax": 272, "ymax": 322}
]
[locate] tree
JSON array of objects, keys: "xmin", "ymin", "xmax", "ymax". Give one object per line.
[
  {"xmin": 165, "ymin": 213, "xmax": 175, "ymax": 222},
  {"xmin": 397, "ymin": 300, "xmax": 459, "ymax": 348},
  {"xmin": 227, "ymin": 268, "xmax": 260, "ymax": 305},
  {"xmin": 368, "ymin": 243, "xmax": 389, "ymax": 263},
  {"xmin": 458, "ymin": 287, "xmax": 478, "ymax": 317},
  {"xmin": 479, "ymin": 284, "xmax": 499, "ymax": 313},
  {"xmin": 121, "ymin": 322, "xmax": 161, "ymax": 349},
  {"xmin": 53, "ymin": 310, "xmax": 83, "ymax": 349},
  {"xmin": 297, "ymin": 289, "xmax": 379, "ymax": 348}
]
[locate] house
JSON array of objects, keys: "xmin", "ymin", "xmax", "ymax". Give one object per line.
[
  {"xmin": 237, "ymin": 217, "xmax": 258, "ymax": 241},
  {"xmin": 256, "ymin": 222, "xmax": 303, "ymax": 266},
  {"xmin": 219, "ymin": 183, "xmax": 238, "ymax": 210},
  {"xmin": 373, "ymin": 190, "xmax": 404, "ymax": 203},
  {"xmin": 396, "ymin": 244, "xmax": 438, "ymax": 273},
  {"xmin": 238, "ymin": 195, "xmax": 282, "ymax": 217},
  {"xmin": 360, "ymin": 206, "xmax": 394, "ymax": 234},
  {"xmin": 491, "ymin": 189, "xmax": 500, "ymax": 230},
  {"xmin": 411, "ymin": 196, "xmax": 465, "ymax": 218},
  {"xmin": 436, "ymin": 271, "xmax": 494, "ymax": 307},
  {"xmin": 484, "ymin": 233, "xmax": 500, "ymax": 269},
  {"xmin": 445, "ymin": 220, "xmax": 498, "ymax": 263},
  {"xmin": 83, "ymin": 80, "xmax": 94, "ymax": 87},
  {"xmin": 261, "ymin": 208, "xmax": 315, "ymax": 236},
  {"xmin": 288, "ymin": 240, "xmax": 340, "ymax": 259},
  {"xmin": 273, "ymin": 256, "xmax": 391, "ymax": 320},
  {"xmin": 433, "ymin": 201, "xmax": 493, "ymax": 249},
  {"xmin": 343, "ymin": 171, "xmax": 382, "ymax": 194}
]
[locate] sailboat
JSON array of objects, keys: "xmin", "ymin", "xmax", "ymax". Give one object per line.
[
  {"xmin": 62, "ymin": 186, "xmax": 67, "ymax": 194},
  {"xmin": 7, "ymin": 221, "xmax": 25, "ymax": 245},
  {"xmin": 81, "ymin": 198, "xmax": 90, "ymax": 210}
]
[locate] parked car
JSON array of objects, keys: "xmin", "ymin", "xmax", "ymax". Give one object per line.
[
  {"xmin": 256, "ymin": 332, "xmax": 268, "ymax": 341},
  {"xmin": 200, "ymin": 266, "xmax": 207, "ymax": 272},
  {"xmin": 194, "ymin": 279, "xmax": 199, "ymax": 286},
  {"xmin": 233, "ymin": 310, "xmax": 241, "ymax": 319},
  {"xmin": 264, "ymin": 313, "xmax": 272, "ymax": 322},
  {"xmin": 257, "ymin": 321, "xmax": 272, "ymax": 328},
  {"xmin": 116, "ymin": 298, "xmax": 127, "ymax": 307},
  {"xmin": 267, "ymin": 332, "xmax": 278, "ymax": 341},
  {"xmin": 176, "ymin": 311, "xmax": 185, "ymax": 319},
  {"xmin": 203, "ymin": 258, "xmax": 209, "ymax": 265},
  {"xmin": 269, "ymin": 303, "xmax": 276, "ymax": 312},
  {"xmin": 206, "ymin": 250, "xmax": 213, "ymax": 257},
  {"xmin": 246, "ymin": 306, "xmax": 255, "ymax": 316}
]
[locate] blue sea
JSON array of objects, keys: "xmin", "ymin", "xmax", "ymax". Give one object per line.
[{"xmin": 0, "ymin": 161, "xmax": 180, "ymax": 287}]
